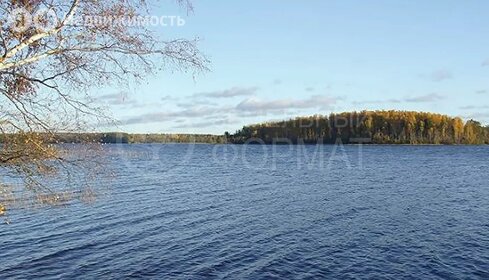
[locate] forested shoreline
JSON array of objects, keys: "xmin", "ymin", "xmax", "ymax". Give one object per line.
[
  {"xmin": 230, "ymin": 111, "xmax": 489, "ymax": 145},
  {"xmin": 1, "ymin": 111, "xmax": 488, "ymax": 145},
  {"xmin": 50, "ymin": 133, "xmax": 227, "ymax": 144},
  {"xmin": 0, "ymin": 132, "xmax": 226, "ymax": 144}
]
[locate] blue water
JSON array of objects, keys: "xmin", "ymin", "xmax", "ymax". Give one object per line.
[{"xmin": 1, "ymin": 145, "xmax": 489, "ymax": 279}]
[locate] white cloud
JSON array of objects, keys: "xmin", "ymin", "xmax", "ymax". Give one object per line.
[
  {"xmin": 96, "ymin": 92, "xmax": 136, "ymax": 106},
  {"xmin": 352, "ymin": 93, "xmax": 444, "ymax": 105},
  {"xmin": 460, "ymin": 105, "xmax": 489, "ymax": 110},
  {"xmin": 404, "ymin": 93, "xmax": 445, "ymax": 103},
  {"xmin": 122, "ymin": 94, "xmax": 338, "ymax": 126},
  {"xmin": 194, "ymin": 87, "xmax": 259, "ymax": 98},
  {"xmin": 419, "ymin": 69, "xmax": 453, "ymax": 82},
  {"xmin": 352, "ymin": 99, "xmax": 401, "ymax": 105},
  {"xmin": 236, "ymin": 95, "xmax": 336, "ymax": 112},
  {"xmin": 122, "ymin": 107, "xmax": 231, "ymax": 125},
  {"xmin": 172, "ymin": 118, "xmax": 239, "ymax": 129},
  {"xmin": 273, "ymin": 79, "xmax": 282, "ymax": 85},
  {"xmin": 429, "ymin": 69, "xmax": 453, "ymax": 82}
]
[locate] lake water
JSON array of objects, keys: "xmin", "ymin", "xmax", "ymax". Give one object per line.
[{"xmin": 1, "ymin": 144, "xmax": 489, "ymax": 279}]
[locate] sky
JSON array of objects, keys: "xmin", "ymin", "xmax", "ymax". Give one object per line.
[{"xmin": 97, "ymin": 0, "xmax": 489, "ymax": 134}]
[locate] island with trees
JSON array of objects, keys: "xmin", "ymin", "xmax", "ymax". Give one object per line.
[{"xmin": 229, "ymin": 111, "xmax": 489, "ymax": 145}]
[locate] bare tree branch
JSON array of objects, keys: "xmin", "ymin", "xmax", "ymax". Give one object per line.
[{"xmin": 0, "ymin": 0, "xmax": 208, "ymax": 216}]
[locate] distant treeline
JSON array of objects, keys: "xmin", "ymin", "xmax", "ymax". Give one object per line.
[
  {"xmin": 51, "ymin": 133, "xmax": 227, "ymax": 144},
  {"xmin": 2, "ymin": 111, "xmax": 488, "ymax": 145},
  {"xmin": 229, "ymin": 111, "xmax": 489, "ymax": 145},
  {"xmin": 127, "ymin": 134, "xmax": 226, "ymax": 144}
]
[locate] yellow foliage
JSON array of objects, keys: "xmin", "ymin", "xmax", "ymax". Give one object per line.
[{"xmin": 232, "ymin": 110, "xmax": 489, "ymax": 145}]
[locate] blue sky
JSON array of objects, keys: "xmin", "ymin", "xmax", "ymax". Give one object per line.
[{"xmin": 98, "ymin": 0, "xmax": 489, "ymax": 134}]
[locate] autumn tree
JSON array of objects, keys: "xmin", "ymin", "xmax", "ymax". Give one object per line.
[
  {"xmin": 231, "ymin": 111, "xmax": 488, "ymax": 145},
  {"xmin": 0, "ymin": 0, "xmax": 208, "ymax": 216}
]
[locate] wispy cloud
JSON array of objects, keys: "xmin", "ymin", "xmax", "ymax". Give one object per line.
[
  {"xmin": 352, "ymin": 99, "xmax": 401, "ymax": 105},
  {"xmin": 176, "ymin": 99, "xmax": 218, "ymax": 108},
  {"xmin": 236, "ymin": 95, "xmax": 336, "ymax": 112},
  {"xmin": 460, "ymin": 105, "xmax": 489, "ymax": 110},
  {"xmin": 353, "ymin": 93, "xmax": 444, "ymax": 105},
  {"xmin": 123, "ymin": 94, "xmax": 340, "ymax": 126},
  {"xmin": 122, "ymin": 107, "xmax": 231, "ymax": 125},
  {"xmin": 404, "ymin": 93, "xmax": 445, "ymax": 103},
  {"xmin": 476, "ymin": 90, "xmax": 487, "ymax": 94},
  {"xmin": 482, "ymin": 59, "xmax": 489, "ymax": 67},
  {"xmin": 194, "ymin": 87, "xmax": 259, "ymax": 98},
  {"xmin": 172, "ymin": 118, "xmax": 239, "ymax": 129},
  {"xmin": 273, "ymin": 79, "xmax": 282, "ymax": 85},
  {"xmin": 428, "ymin": 69, "xmax": 453, "ymax": 82},
  {"xmin": 161, "ymin": 95, "xmax": 180, "ymax": 101},
  {"xmin": 96, "ymin": 92, "xmax": 136, "ymax": 105},
  {"xmin": 419, "ymin": 69, "xmax": 453, "ymax": 82}
]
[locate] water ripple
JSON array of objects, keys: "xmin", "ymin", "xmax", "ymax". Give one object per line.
[{"xmin": 1, "ymin": 145, "xmax": 489, "ymax": 279}]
